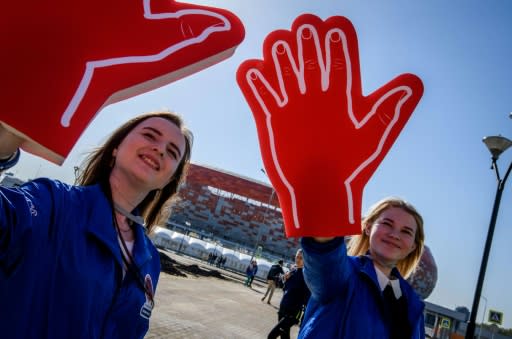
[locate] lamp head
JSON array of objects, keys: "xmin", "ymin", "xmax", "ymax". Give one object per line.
[{"xmin": 483, "ymin": 135, "xmax": 512, "ymax": 160}]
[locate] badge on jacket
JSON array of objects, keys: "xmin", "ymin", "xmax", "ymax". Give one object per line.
[{"xmin": 140, "ymin": 274, "xmax": 154, "ymax": 320}]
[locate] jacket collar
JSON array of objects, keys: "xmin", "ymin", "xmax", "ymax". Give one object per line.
[
  {"xmin": 357, "ymin": 256, "xmax": 425, "ymax": 322},
  {"xmin": 84, "ymin": 184, "xmax": 153, "ymax": 269},
  {"xmin": 131, "ymin": 223, "xmax": 153, "ymax": 268}
]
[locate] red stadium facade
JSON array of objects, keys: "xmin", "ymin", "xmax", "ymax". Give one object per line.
[
  {"xmin": 168, "ymin": 163, "xmax": 299, "ymax": 260},
  {"xmin": 167, "ymin": 164, "xmax": 438, "ymax": 299}
]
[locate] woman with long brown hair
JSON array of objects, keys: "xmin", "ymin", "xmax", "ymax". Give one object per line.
[{"xmin": 0, "ymin": 111, "xmax": 192, "ymax": 338}]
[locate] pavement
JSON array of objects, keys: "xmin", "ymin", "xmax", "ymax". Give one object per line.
[{"xmin": 146, "ymin": 249, "xmax": 300, "ymax": 339}]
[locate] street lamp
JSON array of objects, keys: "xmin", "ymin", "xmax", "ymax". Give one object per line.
[
  {"xmin": 177, "ymin": 221, "xmax": 191, "ymax": 253},
  {"xmin": 466, "ymin": 133, "xmax": 512, "ymax": 339}
]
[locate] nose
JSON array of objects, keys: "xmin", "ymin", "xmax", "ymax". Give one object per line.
[
  {"xmin": 153, "ymin": 146, "xmax": 164, "ymax": 158},
  {"xmin": 388, "ymin": 229, "xmax": 400, "ymax": 240}
]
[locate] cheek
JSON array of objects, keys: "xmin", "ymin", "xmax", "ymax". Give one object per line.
[
  {"xmin": 162, "ymin": 158, "xmax": 177, "ymax": 172},
  {"xmin": 368, "ymin": 226, "xmax": 382, "ymax": 241},
  {"xmin": 404, "ymin": 239, "xmax": 417, "ymax": 252}
]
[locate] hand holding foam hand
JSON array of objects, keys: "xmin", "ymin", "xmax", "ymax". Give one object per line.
[
  {"xmin": 0, "ymin": 124, "xmax": 23, "ymax": 172},
  {"xmin": 1, "ymin": 0, "xmax": 244, "ymax": 164},
  {"xmin": 237, "ymin": 14, "xmax": 423, "ymax": 237}
]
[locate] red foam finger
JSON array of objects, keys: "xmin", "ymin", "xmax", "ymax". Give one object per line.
[
  {"xmin": 1, "ymin": 0, "xmax": 245, "ymax": 164},
  {"xmin": 238, "ymin": 14, "xmax": 423, "ymax": 237}
]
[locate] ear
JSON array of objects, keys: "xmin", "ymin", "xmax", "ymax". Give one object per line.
[
  {"xmin": 112, "ymin": 148, "xmax": 118, "ymax": 157},
  {"xmin": 363, "ymin": 223, "xmax": 371, "ymax": 236}
]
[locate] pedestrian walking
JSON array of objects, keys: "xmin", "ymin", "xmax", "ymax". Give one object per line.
[
  {"xmin": 244, "ymin": 260, "xmax": 259, "ymax": 287},
  {"xmin": 261, "ymin": 259, "xmax": 284, "ymax": 304},
  {"xmin": 268, "ymin": 249, "xmax": 310, "ymax": 339}
]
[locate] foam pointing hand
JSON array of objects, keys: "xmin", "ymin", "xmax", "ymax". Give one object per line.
[
  {"xmin": 237, "ymin": 15, "xmax": 423, "ymax": 237},
  {"xmin": 1, "ymin": 0, "xmax": 244, "ymax": 164}
]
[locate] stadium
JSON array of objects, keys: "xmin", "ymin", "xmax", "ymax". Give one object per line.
[{"xmin": 167, "ymin": 163, "xmax": 298, "ymax": 261}]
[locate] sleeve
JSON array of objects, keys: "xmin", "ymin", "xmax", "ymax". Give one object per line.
[
  {"xmin": 300, "ymin": 237, "xmax": 351, "ymax": 304},
  {"xmin": 0, "ymin": 179, "xmax": 59, "ymax": 268},
  {"xmin": 302, "ymin": 277, "xmax": 311, "ymax": 306}
]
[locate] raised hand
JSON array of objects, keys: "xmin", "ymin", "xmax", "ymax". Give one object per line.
[
  {"xmin": 237, "ymin": 14, "xmax": 423, "ymax": 237},
  {"xmin": 1, "ymin": 0, "xmax": 244, "ymax": 164},
  {"xmin": 0, "ymin": 124, "xmax": 23, "ymax": 160}
]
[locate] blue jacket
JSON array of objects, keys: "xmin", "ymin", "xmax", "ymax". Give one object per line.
[
  {"xmin": 299, "ymin": 238, "xmax": 425, "ymax": 339},
  {"xmin": 246, "ymin": 263, "xmax": 258, "ymax": 277},
  {"xmin": 0, "ymin": 179, "xmax": 161, "ymax": 339},
  {"xmin": 279, "ymin": 267, "xmax": 310, "ymax": 318}
]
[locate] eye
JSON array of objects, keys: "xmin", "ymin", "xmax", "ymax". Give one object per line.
[
  {"xmin": 381, "ymin": 221, "xmax": 392, "ymax": 227},
  {"xmin": 401, "ymin": 229, "xmax": 414, "ymax": 237},
  {"xmin": 166, "ymin": 148, "xmax": 177, "ymax": 159},
  {"xmin": 143, "ymin": 132, "xmax": 156, "ymax": 140}
]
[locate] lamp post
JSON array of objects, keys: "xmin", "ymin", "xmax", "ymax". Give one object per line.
[
  {"xmin": 466, "ymin": 133, "xmax": 512, "ymax": 339},
  {"xmin": 177, "ymin": 221, "xmax": 191, "ymax": 254},
  {"xmin": 477, "ymin": 295, "xmax": 487, "ymax": 339}
]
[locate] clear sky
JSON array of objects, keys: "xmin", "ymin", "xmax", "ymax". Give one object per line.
[{"xmin": 10, "ymin": 0, "xmax": 512, "ymax": 328}]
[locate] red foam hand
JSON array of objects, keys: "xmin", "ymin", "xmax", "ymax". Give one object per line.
[
  {"xmin": 1, "ymin": 0, "xmax": 244, "ymax": 164},
  {"xmin": 237, "ymin": 14, "xmax": 423, "ymax": 237}
]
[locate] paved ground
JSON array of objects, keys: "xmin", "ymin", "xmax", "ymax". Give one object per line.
[{"xmin": 146, "ymin": 250, "xmax": 300, "ymax": 339}]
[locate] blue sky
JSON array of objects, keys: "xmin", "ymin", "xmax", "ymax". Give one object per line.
[{"xmin": 10, "ymin": 0, "xmax": 512, "ymax": 328}]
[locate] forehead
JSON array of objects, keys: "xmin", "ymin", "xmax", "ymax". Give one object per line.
[
  {"xmin": 378, "ymin": 207, "xmax": 418, "ymax": 230},
  {"xmin": 136, "ymin": 117, "xmax": 186, "ymax": 144},
  {"xmin": 136, "ymin": 117, "xmax": 178, "ymax": 131}
]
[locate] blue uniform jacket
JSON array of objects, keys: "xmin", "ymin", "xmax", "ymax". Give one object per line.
[
  {"xmin": 299, "ymin": 238, "xmax": 425, "ymax": 339},
  {"xmin": 279, "ymin": 267, "xmax": 310, "ymax": 318},
  {"xmin": 0, "ymin": 178, "xmax": 161, "ymax": 339}
]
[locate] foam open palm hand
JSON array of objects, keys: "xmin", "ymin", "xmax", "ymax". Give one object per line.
[
  {"xmin": 237, "ymin": 14, "xmax": 423, "ymax": 237},
  {"xmin": 1, "ymin": 0, "xmax": 244, "ymax": 164}
]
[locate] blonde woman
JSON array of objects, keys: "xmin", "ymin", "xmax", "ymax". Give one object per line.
[{"xmin": 299, "ymin": 197, "xmax": 425, "ymax": 339}]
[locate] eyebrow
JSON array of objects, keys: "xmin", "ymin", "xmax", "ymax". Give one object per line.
[
  {"xmin": 381, "ymin": 217, "xmax": 415, "ymax": 233},
  {"xmin": 143, "ymin": 126, "xmax": 182, "ymax": 157}
]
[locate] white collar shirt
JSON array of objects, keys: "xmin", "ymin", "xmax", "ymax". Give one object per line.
[{"xmin": 374, "ymin": 263, "xmax": 402, "ymax": 299}]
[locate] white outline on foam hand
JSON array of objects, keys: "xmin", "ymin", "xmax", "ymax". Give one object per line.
[
  {"xmin": 245, "ymin": 23, "xmax": 413, "ymax": 229},
  {"xmin": 60, "ymin": 0, "xmax": 232, "ymax": 127}
]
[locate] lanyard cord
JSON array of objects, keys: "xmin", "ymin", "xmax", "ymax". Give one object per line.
[
  {"xmin": 114, "ymin": 203, "xmax": 146, "ymax": 228},
  {"xmin": 112, "ymin": 213, "xmax": 154, "ymax": 306}
]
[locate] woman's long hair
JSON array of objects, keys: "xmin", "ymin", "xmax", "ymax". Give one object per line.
[
  {"xmin": 347, "ymin": 197, "xmax": 425, "ymax": 278},
  {"xmin": 75, "ymin": 111, "xmax": 193, "ymax": 233}
]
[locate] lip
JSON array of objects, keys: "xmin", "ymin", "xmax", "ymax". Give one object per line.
[
  {"xmin": 139, "ymin": 153, "xmax": 160, "ymax": 171},
  {"xmin": 382, "ymin": 239, "xmax": 401, "ymax": 250}
]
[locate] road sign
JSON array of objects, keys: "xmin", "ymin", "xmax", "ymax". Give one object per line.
[
  {"xmin": 440, "ymin": 317, "xmax": 451, "ymax": 329},
  {"xmin": 488, "ymin": 310, "xmax": 503, "ymax": 325},
  {"xmin": 255, "ymin": 246, "xmax": 263, "ymax": 257}
]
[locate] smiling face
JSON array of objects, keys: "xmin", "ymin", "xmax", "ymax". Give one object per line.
[
  {"xmin": 366, "ymin": 207, "xmax": 418, "ymax": 273},
  {"xmin": 112, "ymin": 117, "xmax": 186, "ymax": 193}
]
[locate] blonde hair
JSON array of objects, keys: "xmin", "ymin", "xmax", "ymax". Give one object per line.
[{"xmin": 347, "ymin": 197, "xmax": 424, "ymax": 278}]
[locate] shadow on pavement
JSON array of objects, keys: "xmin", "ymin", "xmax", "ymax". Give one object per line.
[{"xmin": 159, "ymin": 251, "xmax": 226, "ymax": 280}]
